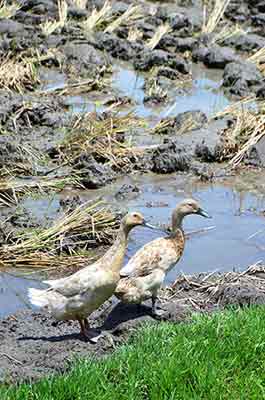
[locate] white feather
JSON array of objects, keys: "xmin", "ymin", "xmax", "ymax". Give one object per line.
[{"xmin": 28, "ymin": 288, "xmax": 49, "ymax": 308}]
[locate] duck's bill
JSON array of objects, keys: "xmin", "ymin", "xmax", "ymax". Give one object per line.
[
  {"xmin": 143, "ymin": 221, "xmax": 168, "ymax": 233},
  {"xmin": 197, "ymin": 208, "xmax": 212, "ymax": 218}
]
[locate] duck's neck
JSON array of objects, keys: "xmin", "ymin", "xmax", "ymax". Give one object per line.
[
  {"xmin": 171, "ymin": 211, "xmax": 184, "ymax": 236},
  {"xmin": 102, "ymin": 223, "xmax": 130, "ymax": 272}
]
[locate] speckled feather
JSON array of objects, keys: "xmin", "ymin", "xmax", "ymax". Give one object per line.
[
  {"xmin": 116, "ymin": 230, "xmax": 185, "ymax": 303},
  {"xmin": 115, "ymin": 198, "xmax": 210, "ymax": 306},
  {"xmin": 120, "ymin": 230, "xmax": 184, "ymax": 278}
]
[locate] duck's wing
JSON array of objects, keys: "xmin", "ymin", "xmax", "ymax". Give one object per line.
[
  {"xmin": 120, "ymin": 237, "xmax": 172, "ymax": 278},
  {"xmin": 44, "ymin": 263, "xmax": 101, "ymax": 298}
]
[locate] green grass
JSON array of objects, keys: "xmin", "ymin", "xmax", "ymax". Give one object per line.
[{"xmin": 2, "ymin": 307, "xmax": 265, "ymax": 399}]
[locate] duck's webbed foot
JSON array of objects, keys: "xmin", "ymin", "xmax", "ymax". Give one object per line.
[{"xmin": 78, "ymin": 318, "xmax": 103, "ymax": 343}]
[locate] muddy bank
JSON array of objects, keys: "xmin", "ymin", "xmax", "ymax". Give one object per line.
[{"xmin": 0, "ymin": 263, "xmax": 265, "ymax": 383}]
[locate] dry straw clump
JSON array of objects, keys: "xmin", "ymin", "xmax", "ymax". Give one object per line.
[
  {"xmin": 41, "ymin": 0, "xmax": 68, "ymax": 37},
  {"xmin": 104, "ymin": 4, "xmax": 143, "ymax": 34},
  {"xmin": 0, "ymin": 175, "xmax": 82, "ymax": 208},
  {"xmin": 0, "ymin": 53, "xmax": 39, "ymax": 93},
  {"xmin": 60, "ymin": 112, "xmax": 145, "ymax": 167},
  {"xmin": 0, "ymin": 0, "xmax": 21, "ymax": 19},
  {"xmin": 82, "ymin": 1, "xmax": 143, "ymax": 34},
  {"xmin": 127, "ymin": 26, "xmax": 143, "ymax": 42},
  {"xmin": 214, "ymin": 99, "xmax": 265, "ymax": 167},
  {"xmin": 0, "ymin": 199, "xmax": 119, "ymax": 269},
  {"xmin": 202, "ymin": 0, "xmax": 231, "ymax": 34},
  {"xmin": 146, "ymin": 23, "xmax": 171, "ymax": 51},
  {"xmin": 82, "ymin": 0, "xmax": 112, "ymax": 32}
]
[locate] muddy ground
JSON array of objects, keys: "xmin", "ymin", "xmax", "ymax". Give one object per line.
[
  {"xmin": 1, "ymin": 263, "xmax": 265, "ymax": 383},
  {"xmin": 0, "ymin": 0, "xmax": 265, "ymax": 245}
]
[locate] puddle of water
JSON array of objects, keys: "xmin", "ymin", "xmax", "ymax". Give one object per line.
[
  {"xmin": 0, "ymin": 272, "xmax": 44, "ymax": 318},
  {"xmin": 40, "ymin": 68, "xmax": 66, "ymax": 92},
  {"xmin": 41, "ymin": 62, "xmax": 231, "ymax": 122},
  {"xmin": 111, "ymin": 62, "xmax": 231, "ymax": 119}
]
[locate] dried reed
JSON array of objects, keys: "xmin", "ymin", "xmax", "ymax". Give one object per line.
[
  {"xmin": 0, "ymin": 200, "xmax": 118, "ymax": 268},
  {"xmin": 60, "ymin": 112, "xmax": 144, "ymax": 167},
  {"xmin": 105, "ymin": 4, "xmax": 143, "ymax": 34},
  {"xmin": 0, "ymin": 0, "xmax": 21, "ymax": 19},
  {"xmin": 41, "ymin": 0, "xmax": 68, "ymax": 36},
  {"xmin": 0, "ymin": 53, "xmax": 39, "ymax": 93},
  {"xmin": 146, "ymin": 23, "xmax": 171, "ymax": 51},
  {"xmin": 82, "ymin": 0, "xmax": 111, "ymax": 32},
  {"xmin": 70, "ymin": 0, "xmax": 87, "ymax": 9},
  {"xmin": 202, "ymin": 0, "xmax": 231, "ymax": 34},
  {"xmin": 127, "ymin": 27, "xmax": 143, "ymax": 42},
  {"xmin": 0, "ymin": 176, "xmax": 82, "ymax": 207},
  {"xmin": 215, "ymin": 99, "xmax": 265, "ymax": 167}
]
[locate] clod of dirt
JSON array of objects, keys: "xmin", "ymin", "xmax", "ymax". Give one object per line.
[
  {"xmin": 0, "ymin": 20, "xmax": 25, "ymax": 37},
  {"xmin": 222, "ymin": 60, "xmax": 263, "ymax": 96},
  {"xmin": 256, "ymin": 84, "xmax": 265, "ymax": 99},
  {"xmin": 224, "ymin": 33, "xmax": 265, "ymax": 51},
  {"xmin": 151, "ymin": 141, "xmax": 191, "ymax": 174},
  {"xmin": 68, "ymin": 6, "xmax": 89, "ymax": 19},
  {"xmin": 156, "ymin": 67, "xmax": 184, "ymax": 80},
  {"xmin": 211, "ymin": 283, "xmax": 265, "ymax": 306},
  {"xmin": 193, "ymin": 118, "xmax": 230, "ymax": 162},
  {"xmin": 134, "ymin": 49, "xmax": 190, "ymax": 74},
  {"xmin": 192, "ymin": 45, "xmax": 209, "ymax": 62},
  {"xmin": 156, "ymin": 110, "xmax": 207, "ymax": 135},
  {"xmin": 94, "ymin": 32, "xmax": 143, "ymax": 61},
  {"xmin": 169, "ymin": 12, "xmax": 193, "ymax": 32},
  {"xmin": 0, "ymin": 136, "xmax": 27, "ymax": 170},
  {"xmin": 73, "ymin": 153, "xmax": 116, "ymax": 189},
  {"xmin": 245, "ymin": 136, "xmax": 265, "ymax": 168},
  {"xmin": 62, "ymin": 43, "xmax": 107, "ymax": 72},
  {"xmin": 191, "ymin": 162, "xmax": 214, "ymax": 182},
  {"xmin": 224, "ymin": 2, "xmax": 250, "ymax": 22},
  {"xmin": 175, "ymin": 37, "xmax": 198, "ymax": 52},
  {"xmin": 203, "ymin": 45, "xmax": 240, "ymax": 69}
]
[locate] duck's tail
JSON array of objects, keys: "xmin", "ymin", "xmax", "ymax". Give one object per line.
[{"xmin": 28, "ymin": 288, "xmax": 49, "ymax": 309}]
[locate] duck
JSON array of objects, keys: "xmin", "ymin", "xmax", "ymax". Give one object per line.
[
  {"xmin": 115, "ymin": 199, "xmax": 211, "ymax": 315},
  {"xmin": 28, "ymin": 211, "xmax": 158, "ymax": 341}
]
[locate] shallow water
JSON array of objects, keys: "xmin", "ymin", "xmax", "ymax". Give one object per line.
[
  {"xmin": 2, "ymin": 173, "xmax": 265, "ymax": 317},
  {"xmin": 40, "ymin": 62, "xmax": 230, "ymax": 120},
  {"xmin": 111, "ymin": 62, "xmax": 231, "ymax": 119}
]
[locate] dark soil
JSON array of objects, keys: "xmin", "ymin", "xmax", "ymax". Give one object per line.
[{"xmin": 1, "ymin": 265, "xmax": 265, "ymax": 384}]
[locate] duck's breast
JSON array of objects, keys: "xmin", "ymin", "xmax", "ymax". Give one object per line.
[{"xmin": 65, "ymin": 269, "xmax": 118, "ymax": 318}]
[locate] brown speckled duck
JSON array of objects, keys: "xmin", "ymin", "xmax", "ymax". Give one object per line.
[
  {"xmin": 28, "ymin": 212, "xmax": 158, "ymax": 341},
  {"xmin": 115, "ymin": 199, "xmax": 211, "ymax": 315}
]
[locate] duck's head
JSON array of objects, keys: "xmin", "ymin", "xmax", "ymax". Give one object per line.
[
  {"xmin": 175, "ymin": 198, "xmax": 211, "ymax": 219},
  {"xmin": 122, "ymin": 212, "xmax": 160, "ymax": 231}
]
